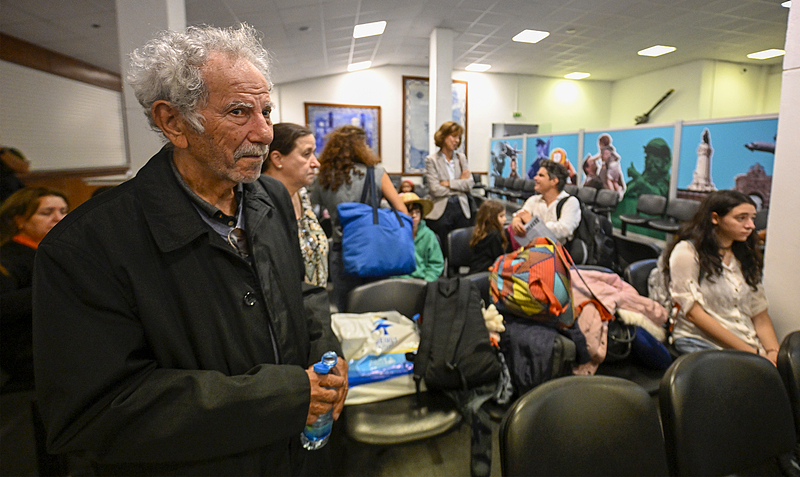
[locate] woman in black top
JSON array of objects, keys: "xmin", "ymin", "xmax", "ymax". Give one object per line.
[
  {"xmin": 469, "ymin": 200, "xmax": 509, "ymax": 273},
  {"xmin": 1, "ymin": 187, "xmax": 68, "ymax": 390}
]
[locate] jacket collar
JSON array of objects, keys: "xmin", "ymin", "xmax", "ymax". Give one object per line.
[{"xmin": 134, "ymin": 146, "xmax": 275, "ymax": 253}]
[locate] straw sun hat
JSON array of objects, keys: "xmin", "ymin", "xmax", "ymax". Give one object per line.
[{"xmin": 399, "ymin": 192, "xmax": 433, "ymax": 217}]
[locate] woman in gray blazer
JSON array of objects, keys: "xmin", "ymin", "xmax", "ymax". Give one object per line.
[{"xmin": 424, "ymin": 121, "xmax": 474, "ymax": 245}]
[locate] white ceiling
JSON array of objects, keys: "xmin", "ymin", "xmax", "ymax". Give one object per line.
[{"xmin": 0, "ymin": 0, "xmax": 790, "ymax": 85}]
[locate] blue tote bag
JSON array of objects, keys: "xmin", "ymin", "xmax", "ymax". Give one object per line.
[{"xmin": 337, "ymin": 167, "xmax": 416, "ymax": 277}]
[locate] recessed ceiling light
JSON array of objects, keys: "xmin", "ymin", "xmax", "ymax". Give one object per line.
[
  {"xmin": 512, "ymin": 29, "xmax": 550, "ymax": 44},
  {"xmin": 347, "ymin": 61, "xmax": 372, "ymax": 72},
  {"xmin": 465, "ymin": 63, "xmax": 491, "ymax": 72},
  {"xmin": 781, "ymin": 1, "xmax": 791, "ymax": 7},
  {"xmin": 747, "ymin": 49, "xmax": 785, "ymax": 59},
  {"xmin": 638, "ymin": 45, "xmax": 676, "ymax": 57},
  {"xmin": 564, "ymin": 72, "xmax": 590, "ymax": 80},
  {"xmin": 353, "ymin": 21, "xmax": 386, "ymax": 39}
]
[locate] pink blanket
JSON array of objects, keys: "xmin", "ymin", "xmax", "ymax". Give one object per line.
[{"xmin": 570, "ymin": 270, "xmax": 668, "ymax": 375}]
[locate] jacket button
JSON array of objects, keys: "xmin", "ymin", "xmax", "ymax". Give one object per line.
[{"xmin": 243, "ymin": 291, "xmax": 257, "ymax": 307}]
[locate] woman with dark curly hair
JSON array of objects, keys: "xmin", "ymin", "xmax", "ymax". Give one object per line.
[
  {"xmin": 312, "ymin": 125, "xmax": 407, "ymax": 310},
  {"xmin": 657, "ymin": 190, "xmax": 779, "ymax": 365},
  {"xmin": 1, "ymin": 187, "xmax": 68, "ymax": 389}
]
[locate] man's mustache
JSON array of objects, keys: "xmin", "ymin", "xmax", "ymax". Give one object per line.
[{"xmin": 234, "ymin": 144, "xmax": 268, "ymax": 159}]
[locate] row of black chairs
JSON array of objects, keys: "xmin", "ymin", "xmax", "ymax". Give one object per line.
[
  {"xmin": 341, "ymin": 273, "xmax": 800, "ymax": 476},
  {"xmin": 487, "ymin": 177, "xmax": 622, "ymax": 217},
  {"xmin": 563, "ymin": 184, "xmax": 620, "ymax": 218},
  {"xmin": 339, "ymin": 257, "xmax": 664, "ymax": 446},
  {"xmin": 619, "ymin": 194, "xmax": 701, "ymax": 235},
  {"xmin": 485, "ymin": 176, "xmax": 537, "ymax": 202},
  {"xmin": 501, "ymin": 340, "xmax": 799, "ymax": 476},
  {"xmin": 621, "ymin": 194, "xmax": 770, "ymax": 236},
  {"xmin": 443, "ymin": 224, "xmax": 663, "ymax": 279}
]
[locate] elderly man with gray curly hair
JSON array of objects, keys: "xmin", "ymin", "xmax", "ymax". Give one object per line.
[{"xmin": 32, "ymin": 24, "xmax": 347, "ymax": 476}]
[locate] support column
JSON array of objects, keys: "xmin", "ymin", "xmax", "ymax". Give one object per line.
[
  {"xmin": 763, "ymin": 4, "xmax": 800, "ymax": 340},
  {"xmin": 116, "ymin": 0, "xmax": 186, "ymax": 174},
  {"xmin": 429, "ymin": 28, "xmax": 453, "ymax": 154}
]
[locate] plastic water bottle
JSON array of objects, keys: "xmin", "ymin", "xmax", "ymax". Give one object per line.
[{"xmin": 301, "ymin": 351, "xmax": 338, "ymax": 450}]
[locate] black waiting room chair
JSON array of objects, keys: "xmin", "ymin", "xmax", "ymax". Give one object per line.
[
  {"xmin": 592, "ymin": 188, "xmax": 620, "ymax": 218},
  {"xmin": 622, "ymin": 258, "xmax": 658, "ymax": 298},
  {"xmin": 777, "ymin": 330, "xmax": 800, "ymax": 446},
  {"xmin": 445, "ymin": 226, "xmax": 475, "ymax": 277},
  {"xmin": 659, "ymin": 350, "xmax": 796, "ymax": 476},
  {"xmin": 619, "ymin": 194, "xmax": 667, "ymax": 235},
  {"xmin": 576, "ymin": 186, "xmax": 598, "ymax": 207},
  {"xmin": 503, "ymin": 178, "xmax": 527, "ymax": 202},
  {"xmin": 500, "ymin": 375, "xmax": 669, "ymax": 476},
  {"xmin": 648, "ymin": 198, "xmax": 699, "ymax": 234},
  {"xmin": 343, "ymin": 278, "xmax": 461, "ymax": 445}
]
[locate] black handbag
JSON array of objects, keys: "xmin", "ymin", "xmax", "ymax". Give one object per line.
[{"xmin": 605, "ymin": 319, "xmax": 637, "ymax": 363}]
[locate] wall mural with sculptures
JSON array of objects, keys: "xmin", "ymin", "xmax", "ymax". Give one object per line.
[{"xmin": 487, "ymin": 114, "xmax": 777, "ymax": 241}]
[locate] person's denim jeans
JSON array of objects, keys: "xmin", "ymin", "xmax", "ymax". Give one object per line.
[{"xmin": 673, "ymin": 337, "xmax": 718, "ymax": 355}]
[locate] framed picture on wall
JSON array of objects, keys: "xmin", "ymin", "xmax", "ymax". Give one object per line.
[
  {"xmin": 304, "ymin": 102, "xmax": 381, "ymax": 158},
  {"xmin": 402, "ymin": 76, "xmax": 468, "ymax": 175}
]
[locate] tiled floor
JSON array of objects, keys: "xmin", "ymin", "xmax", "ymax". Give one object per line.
[{"xmin": 337, "ymin": 417, "xmax": 503, "ymax": 477}]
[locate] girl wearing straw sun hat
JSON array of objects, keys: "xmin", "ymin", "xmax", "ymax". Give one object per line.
[{"xmin": 394, "ymin": 192, "xmax": 444, "ymax": 281}]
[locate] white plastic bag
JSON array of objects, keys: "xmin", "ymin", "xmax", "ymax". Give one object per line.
[{"xmin": 331, "ymin": 311, "xmax": 421, "ymax": 405}]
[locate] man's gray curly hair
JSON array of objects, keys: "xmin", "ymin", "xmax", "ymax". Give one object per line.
[{"xmin": 127, "ymin": 23, "xmax": 271, "ymax": 139}]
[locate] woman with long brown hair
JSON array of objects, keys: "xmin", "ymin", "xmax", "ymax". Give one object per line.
[
  {"xmin": 312, "ymin": 125, "xmax": 407, "ymax": 311},
  {"xmin": 468, "ymin": 199, "xmax": 508, "ymax": 274},
  {"xmin": 658, "ymin": 190, "xmax": 779, "ymax": 364}
]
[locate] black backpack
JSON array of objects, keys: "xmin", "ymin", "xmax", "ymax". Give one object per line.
[
  {"xmin": 413, "ymin": 277, "xmax": 501, "ymax": 391},
  {"xmin": 557, "ymin": 195, "xmax": 617, "ymax": 270}
]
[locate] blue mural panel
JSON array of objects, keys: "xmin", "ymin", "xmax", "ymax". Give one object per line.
[
  {"xmin": 523, "ymin": 134, "xmax": 580, "ymax": 183},
  {"xmin": 677, "ymin": 117, "xmax": 777, "ymax": 209}
]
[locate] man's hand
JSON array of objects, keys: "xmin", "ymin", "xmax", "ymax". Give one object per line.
[
  {"xmin": 305, "ymin": 359, "xmax": 347, "ymax": 425},
  {"xmin": 439, "ymin": 180, "xmax": 450, "ymax": 188},
  {"xmin": 330, "ymin": 359, "xmax": 348, "ymax": 420},
  {"xmin": 511, "ymin": 210, "xmax": 531, "ymax": 236},
  {"xmin": 460, "ymin": 169, "xmax": 471, "ymax": 180}
]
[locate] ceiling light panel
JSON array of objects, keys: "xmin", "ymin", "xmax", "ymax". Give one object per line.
[
  {"xmin": 465, "ymin": 63, "xmax": 491, "ymax": 72},
  {"xmin": 348, "ymin": 61, "xmax": 372, "ymax": 71},
  {"xmin": 638, "ymin": 45, "xmax": 676, "ymax": 57},
  {"xmin": 353, "ymin": 21, "xmax": 386, "ymax": 38},
  {"xmin": 747, "ymin": 49, "xmax": 785, "ymax": 59},
  {"xmin": 564, "ymin": 72, "xmax": 590, "ymax": 79},
  {"xmin": 512, "ymin": 29, "xmax": 550, "ymax": 44}
]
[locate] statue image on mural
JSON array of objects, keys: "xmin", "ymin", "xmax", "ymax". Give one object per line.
[
  {"xmin": 527, "ymin": 138, "xmax": 550, "ymax": 179},
  {"xmin": 614, "ymin": 137, "xmax": 672, "ymax": 226},
  {"xmin": 687, "ymin": 128, "xmax": 716, "ymax": 192},
  {"xmin": 491, "ymin": 141, "xmax": 520, "ymax": 178},
  {"xmin": 583, "ymin": 133, "xmax": 625, "ymax": 197},
  {"xmin": 525, "ymin": 137, "xmax": 577, "ymax": 183},
  {"xmin": 677, "ymin": 132, "xmax": 774, "ymax": 210}
]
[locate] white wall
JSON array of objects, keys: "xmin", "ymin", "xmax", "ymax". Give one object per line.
[
  {"xmin": 608, "ymin": 59, "xmax": 782, "ymax": 128},
  {"xmin": 274, "ymin": 66, "xmax": 613, "ymax": 175},
  {"xmin": 0, "ymin": 59, "xmax": 127, "ymax": 171},
  {"xmin": 609, "ymin": 60, "xmax": 707, "ymax": 127},
  {"xmin": 763, "ymin": 4, "xmax": 800, "ymax": 341}
]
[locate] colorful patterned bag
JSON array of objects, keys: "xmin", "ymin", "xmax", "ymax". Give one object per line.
[{"xmin": 489, "ymin": 237, "xmax": 575, "ymax": 328}]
